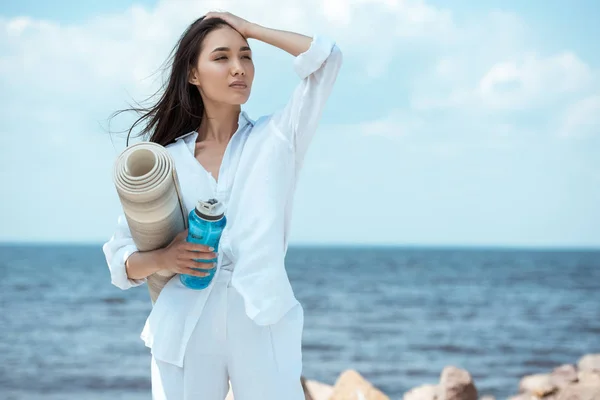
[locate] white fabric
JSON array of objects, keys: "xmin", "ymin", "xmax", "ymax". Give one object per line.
[
  {"xmin": 102, "ymin": 34, "xmax": 343, "ymax": 368},
  {"xmin": 150, "ymin": 269, "xmax": 305, "ymax": 400}
]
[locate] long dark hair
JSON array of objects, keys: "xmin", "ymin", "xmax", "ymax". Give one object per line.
[{"xmin": 111, "ymin": 16, "xmax": 243, "ymax": 147}]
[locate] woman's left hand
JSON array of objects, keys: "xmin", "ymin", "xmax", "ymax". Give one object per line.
[{"xmin": 204, "ymin": 11, "xmax": 254, "ymax": 38}]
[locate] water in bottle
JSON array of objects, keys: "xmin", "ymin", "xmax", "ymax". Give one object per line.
[{"xmin": 179, "ymin": 198, "xmax": 227, "ymax": 290}]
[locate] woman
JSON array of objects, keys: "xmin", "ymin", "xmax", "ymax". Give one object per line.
[{"xmin": 103, "ymin": 11, "xmax": 342, "ymax": 400}]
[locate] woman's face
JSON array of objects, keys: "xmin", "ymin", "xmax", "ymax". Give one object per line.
[{"xmin": 189, "ymin": 26, "xmax": 255, "ymax": 105}]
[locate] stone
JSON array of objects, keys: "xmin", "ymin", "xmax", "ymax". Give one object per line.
[
  {"xmin": 329, "ymin": 369, "xmax": 390, "ymax": 400},
  {"xmin": 302, "ymin": 376, "xmax": 315, "ymax": 400},
  {"xmin": 556, "ymin": 382, "xmax": 600, "ymax": 400},
  {"xmin": 551, "ymin": 365, "xmax": 579, "ymax": 389},
  {"xmin": 541, "ymin": 396, "xmax": 559, "ymax": 400},
  {"xmin": 519, "ymin": 373, "xmax": 557, "ymax": 397},
  {"xmin": 578, "ymin": 354, "xmax": 600, "ymax": 373},
  {"xmin": 507, "ymin": 394, "xmax": 536, "ymax": 400},
  {"xmin": 304, "ymin": 378, "xmax": 335, "ymax": 400},
  {"xmin": 403, "ymin": 384, "xmax": 440, "ymax": 400},
  {"xmin": 439, "ymin": 366, "xmax": 478, "ymax": 400},
  {"xmin": 577, "ymin": 370, "xmax": 600, "ymax": 386}
]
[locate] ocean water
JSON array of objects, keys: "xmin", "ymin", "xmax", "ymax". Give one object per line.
[{"xmin": 1, "ymin": 244, "xmax": 599, "ymax": 399}]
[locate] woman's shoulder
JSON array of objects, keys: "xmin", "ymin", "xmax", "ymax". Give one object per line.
[
  {"xmin": 247, "ymin": 113, "xmax": 286, "ymax": 138},
  {"xmin": 165, "ymin": 141, "xmax": 179, "ymax": 149},
  {"xmin": 249, "ymin": 113, "xmax": 273, "ymax": 127}
]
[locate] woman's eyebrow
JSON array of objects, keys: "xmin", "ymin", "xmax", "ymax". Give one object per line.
[{"xmin": 211, "ymin": 46, "xmax": 252, "ymax": 53}]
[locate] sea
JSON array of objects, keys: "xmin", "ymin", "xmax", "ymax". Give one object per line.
[{"xmin": 1, "ymin": 244, "xmax": 599, "ymax": 400}]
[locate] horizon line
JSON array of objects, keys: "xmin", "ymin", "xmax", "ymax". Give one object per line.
[{"xmin": 0, "ymin": 241, "xmax": 599, "ymax": 252}]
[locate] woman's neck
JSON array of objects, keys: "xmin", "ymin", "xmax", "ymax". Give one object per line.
[{"xmin": 197, "ymin": 104, "xmax": 241, "ymax": 144}]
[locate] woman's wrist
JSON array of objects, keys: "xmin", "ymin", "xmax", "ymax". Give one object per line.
[
  {"xmin": 245, "ymin": 22, "xmax": 261, "ymax": 40},
  {"xmin": 245, "ymin": 24, "xmax": 312, "ymax": 57},
  {"xmin": 125, "ymin": 248, "xmax": 165, "ymax": 279}
]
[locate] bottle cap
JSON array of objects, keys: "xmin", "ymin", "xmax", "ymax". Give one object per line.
[{"xmin": 194, "ymin": 198, "xmax": 225, "ymax": 221}]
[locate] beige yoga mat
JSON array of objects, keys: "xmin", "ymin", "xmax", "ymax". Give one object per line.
[{"xmin": 112, "ymin": 142, "xmax": 188, "ymax": 304}]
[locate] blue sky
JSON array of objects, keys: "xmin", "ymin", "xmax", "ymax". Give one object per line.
[{"xmin": 1, "ymin": 0, "xmax": 599, "ymax": 248}]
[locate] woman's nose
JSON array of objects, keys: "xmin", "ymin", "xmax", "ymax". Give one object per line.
[{"xmin": 231, "ymin": 61, "xmax": 245, "ymax": 75}]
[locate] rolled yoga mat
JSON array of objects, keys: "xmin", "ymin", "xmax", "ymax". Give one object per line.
[{"xmin": 112, "ymin": 142, "xmax": 188, "ymax": 304}]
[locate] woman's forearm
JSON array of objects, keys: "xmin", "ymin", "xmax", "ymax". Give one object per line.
[
  {"xmin": 125, "ymin": 249, "xmax": 165, "ymax": 280},
  {"xmin": 246, "ymin": 24, "xmax": 312, "ymax": 57}
]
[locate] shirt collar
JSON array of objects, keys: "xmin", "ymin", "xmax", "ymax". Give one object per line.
[{"xmin": 174, "ymin": 110, "xmax": 254, "ymax": 142}]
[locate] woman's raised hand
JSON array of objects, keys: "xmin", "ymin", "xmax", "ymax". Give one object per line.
[{"xmin": 204, "ymin": 11, "xmax": 254, "ymax": 38}]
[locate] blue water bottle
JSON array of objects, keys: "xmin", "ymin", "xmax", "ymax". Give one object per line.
[{"xmin": 179, "ymin": 198, "xmax": 227, "ymax": 290}]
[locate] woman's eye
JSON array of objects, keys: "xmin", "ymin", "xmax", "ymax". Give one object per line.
[{"xmin": 215, "ymin": 56, "xmax": 251, "ymax": 61}]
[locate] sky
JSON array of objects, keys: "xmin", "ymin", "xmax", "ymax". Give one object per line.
[{"xmin": 1, "ymin": 0, "xmax": 599, "ymax": 248}]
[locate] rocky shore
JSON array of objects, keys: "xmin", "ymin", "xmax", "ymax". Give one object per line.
[
  {"xmin": 295, "ymin": 353, "xmax": 600, "ymax": 400},
  {"xmin": 221, "ymin": 353, "xmax": 599, "ymax": 399}
]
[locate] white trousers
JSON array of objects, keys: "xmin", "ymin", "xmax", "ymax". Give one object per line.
[{"xmin": 150, "ymin": 268, "xmax": 305, "ymax": 400}]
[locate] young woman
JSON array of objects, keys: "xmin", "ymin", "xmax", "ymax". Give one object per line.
[{"xmin": 103, "ymin": 11, "xmax": 342, "ymax": 400}]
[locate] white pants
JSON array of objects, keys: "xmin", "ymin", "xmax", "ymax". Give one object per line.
[{"xmin": 150, "ymin": 268, "xmax": 305, "ymax": 400}]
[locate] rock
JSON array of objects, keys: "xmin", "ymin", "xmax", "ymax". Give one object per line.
[
  {"xmin": 556, "ymin": 382, "xmax": 600, "ymax": 400},
  {"xmin": 403, "ymin": 384, "xmax": 440, "ymax": 400},
  {"xmin": 439, "ymin": 366, "xmax": 478, "ymax": 400},
  {"xmin": 577, "ymin": 370, "xmax": 600, "ymax": 386},
  {"xmin": 507, "ymin": 394, "xmax": 536, "ymax": 400},
  {"xmin": 301, "ymin": 376, "xmax": 315, "ymax": 400},
  {"xmin": 304, "ymin": 377, "xmax": 335, "ymax": 400},
  {"xmin": 551, "ymin": 364, "xmax": 579, "ymax": 389},
  {"xmin": 329, "ymin": 369, "xmax": 390, "ymax": 400},
  {"xmin": 578, "ymin": 354, "xmax": 600, "ymax": 373},
  {"xmin": 519, "ymin": 373, "xmax": 557, "ymax": 397}
]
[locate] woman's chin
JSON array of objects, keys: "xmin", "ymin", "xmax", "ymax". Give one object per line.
[{"xmin": 230, "ymin": 96, "xmax": 251, "ymax": 105}]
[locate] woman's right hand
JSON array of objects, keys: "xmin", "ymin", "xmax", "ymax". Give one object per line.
[{"xmin": 157, "ymin": 230, "xmax": 217, "ymax": 277}]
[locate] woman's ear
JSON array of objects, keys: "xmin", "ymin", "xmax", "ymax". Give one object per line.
[{"xmin": 188, "ymin": 67, "xmax": 200, "ymax": 86}]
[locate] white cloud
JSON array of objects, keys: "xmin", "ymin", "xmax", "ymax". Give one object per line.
[
  {"xmin": 0, "ymin": 0, "xmax": 463, "ymax": 242},
  {"xmin": 413, "ymin": 48, "xmax": 594, "ymax": 112},
  {"xmin": 0, "ymin": 0, "xmax": 454, "ymax": 93},
  {"xmin": 3, "ymin": 0, "xmax": 597, "ymax": 146},
  {"xmin": 475, "ymin": 52, "xmax": 592, "ymax": 110},
  {"xmin": 1, "ymin": 0, "xmax": 598, "ymax": 245},
  {"xmin": 559, "ymin": 94, "xmax": 600, "ymax": 138},
  {"xmin": 321, "ymin": 0, "xmax": 454, "ymax": 39},
  {"xmin": 396, "ymin": 8, "xmax": 600, "ymax": 144},
  {"xmin": 0, "ymin": 0, "xmax": 460, "ymax": 141}
]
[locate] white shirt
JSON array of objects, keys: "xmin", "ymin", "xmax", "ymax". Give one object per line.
[
  {"xmin": 102, "ymin": 34, "xmax": 343, "ymax": 367},
  {"xmin": 163, "ymin": 110, "xmax": 256, "ymax": 272}
]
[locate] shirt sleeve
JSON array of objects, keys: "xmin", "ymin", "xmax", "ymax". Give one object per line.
[
  {"xmin": 102, "ymin": 214, "xmax": 147, "ymax": 290},
  {"xmin": 271, "ymin": 35, "xmax": 343, "ymax": 167}
]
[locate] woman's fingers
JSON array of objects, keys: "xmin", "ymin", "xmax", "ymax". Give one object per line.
[
  {"xmin": 190, "ymin": 261, "xmax": 216, "ymax": 270},
  {"xmin": 183, "ymin": 262, "xmax": 215, "ymax": 276},
  {"xmin": 186, "ymin": 267, "xmax": 210, "ymax": 277},
  {"xmin": 174, "ymin": 263, "xmax": 214, "ymax": 276},
  {"xmin": 181, "ymin": 268, "xmax": 209, "ymax": 277},
  {"xmin": 182, "ymin": 242, "xmax": 214, "ymax": 253},
  {"xmin": 183, "ymin": 249, "xmax": 217, "ymax": 261}
]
